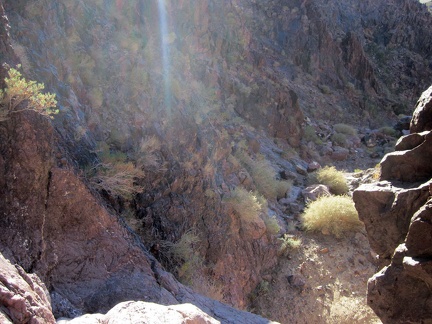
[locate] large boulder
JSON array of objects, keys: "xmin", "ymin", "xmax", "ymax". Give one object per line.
[{"xmin": 353, "ymin": 85, "xmax": 432, "ymax": 323}]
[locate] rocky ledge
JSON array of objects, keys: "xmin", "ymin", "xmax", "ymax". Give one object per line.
[{"xmin": 353, "ymin": 85, "xmax": 432, "ymax": 323}]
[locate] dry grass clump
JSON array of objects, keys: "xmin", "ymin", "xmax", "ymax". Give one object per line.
[
  {"xmin": 235, "ymin": 150, "xmax": 291, "ymax": 200},
  {"xmin": 316, "ymin": 166, "xmax": 349, "ymax": 195},
  {"xmin": 90, "ymin": 161, "xmax": 144, "ymax": 198},
  {"xmin": 378, "ymin": 126, "xmax": 399, "ymax": 138},
  {"xmin": 224, "ymin": 187, "xmax": 280, "ymax": 235},
  {"xmin": 278, "ymin": 234, "xmax": 302, "ymax": 256},
  {"xmin": 331, "ymin": 133, "xmax": 347, "ymax": 147},
  {"xmin": 161, "ymin": 230, "xmax": 202, "ymax": 284},
  {"xmin": 224, "ymin": 187, "xmax": 264, "ymax": 222},
  {"xmin": 88, "ymin": 143, "xmax": 145, "ymax": 199},
  {"xmin": 136, "ymin": 136, "xmax": 162, "ymax": 170},
  {"xmin": 301, "ymin": 195, "xmax": 363, "ymax": 238},
  {"xmin": 264, "ymin": 215, "xmax": 280, "ymax": 235},
  {"xmin": 334, "ymin": 123, "xmax": 357, "ymax": 136}
]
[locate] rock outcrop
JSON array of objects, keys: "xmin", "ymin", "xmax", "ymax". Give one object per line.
[
  {"xmin": 354, "ymin": 85, "xmax": 432, "ymax": 323},
  {"xmin": 0, "ymin": 253, "xmax": 55, "ymax": 324},
  {"xmin": 57, "ymin": 301, "xmax": 220, "ymax": 324}
]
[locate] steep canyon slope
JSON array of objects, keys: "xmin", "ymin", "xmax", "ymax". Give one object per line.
[{"xmin": 1, "ymin": 0, "xmax": 432, "ymax": 323}]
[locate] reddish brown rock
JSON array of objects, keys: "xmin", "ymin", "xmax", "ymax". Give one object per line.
[
  {"xmin": 354, "ymin": 85, "xmax": 432, "ymax": 324},
  {"xmin": 353, "ymin": 180, "xmax": 431, "ymax": 259},
  {"xmin": 380, "ymin": 131, "xmax": 432, "ymax": 182}
]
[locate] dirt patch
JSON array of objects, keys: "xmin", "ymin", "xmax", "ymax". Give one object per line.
[{"xmin": 250, "ymin": 230, "xmax": 381, "ymax": 323}]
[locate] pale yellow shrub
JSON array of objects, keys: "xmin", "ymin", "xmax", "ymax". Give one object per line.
[
  {"xmin": 235, "ymin": 150, "xmax": 291, "ymax": 200},
  {"xmin": 301, "ymin": 195, "xmax": 363, "ymax": 238},
  {"xmin": 316, "ymin": 166, "xmax": 349, "ymax": 195},
  {"xmin": 278, "ymin": 234, "xmax": 302, "ymax": 256},
  {"xmin": 224, "ymin": 187, "xmax": 263, "ymax": 222}
]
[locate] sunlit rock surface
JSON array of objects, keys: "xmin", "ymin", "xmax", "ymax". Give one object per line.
[{"xmin": 354, "ymin": 85, "xmax": 432, "ymax": 323}]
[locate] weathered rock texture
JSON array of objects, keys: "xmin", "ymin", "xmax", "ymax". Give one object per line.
[
  {"xmin": 354, "ymin": 85, "xmax": 432, "ymax": 323},
  {"xmin": 57, "ymin": 301, "xmax": 220, "ymax": 324},
  {"xmin": 0, "ymin": 253, "xmax": 55, "ymax": 324}
]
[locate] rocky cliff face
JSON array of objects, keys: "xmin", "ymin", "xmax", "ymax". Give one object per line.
[
  {"xmin": 1, "ymin": 0, "xmax": 432, "ymax": 322},
  {"xmin": 354, "ymin": 85, "xmax": 432, "ymax": 323}
]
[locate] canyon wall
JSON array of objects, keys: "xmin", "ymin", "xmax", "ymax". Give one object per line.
[{"xmin": 1, "ymin": 0, "xmax": 432, "ymax": 322}]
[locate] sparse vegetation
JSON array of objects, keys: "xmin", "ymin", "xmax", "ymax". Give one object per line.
[
  {"xmin": 333, "ymin": 123, "xmax": 357, "ymax": 136},
  {"xmin": 136, "ymin": 135, "xmax": 162, "ymax": 170},
  {"xmin": 316, "ymin": 166, "xmax": 349, "ymax": 195},
  {"xmin": 304, "ymin": 125, "xmax": 323, "ymax": 145},
  {"xmin": 278, "ymin": 234, "xmax": 302, "ymax": 256},
  {"xmin": 372, "ymin": 163, "xmax": 381, "ymax": 180},
  {"xmin": 301, "ymin": 195, "xmax": 363, "ymax": 238},
  {"xmin": 378, "ymin": 126, "xmax": 399, "ymax": 138},
  {"xmin": 0, "ymin": 65, "xmax": 58, "ymax": 121},
  {"xmin": 161, "ymin": 230, "xmax": 203, "ymax": 284},
  {"xmin": 331, "ymin": 133, "xmax": 347, "ymax": 147},
  {"xmin": 235, "ymin": 150, "xmax": 291, "ymax": 200},
  {"xmin": 264, "ymin": 215, "xmax": 280, "ymax": 235},
  {"xmin": 224, "ymin": 187, "xmax": 264, "ymax": 223},
  {"xmin": 87, "ymin": 144, "xmax": 145, "ymax": 199}
]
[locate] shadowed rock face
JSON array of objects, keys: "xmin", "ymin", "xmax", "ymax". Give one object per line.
[{"xmin": 354, "ymin": 85, "xmax": 432, "ymax": 324}]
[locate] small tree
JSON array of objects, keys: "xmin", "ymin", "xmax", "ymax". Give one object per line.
[{"xmin": 0, "ymin": 65, "xmax": 58, "ymax": 121}]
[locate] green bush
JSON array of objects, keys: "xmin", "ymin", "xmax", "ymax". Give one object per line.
[
  {"xmin": 316, "ymin": 166, "xmax": 349, "ymax": 195},
  {"xmin": 0, "ymin": 65, "xmax": 58, "ymax": 121},
  {"xmin": 301, "ymin": 195, "xmax": 363, "ymax": 238},
  {"xmin": 331, "ymin": 133, "xmax": 347, "ymax": 147},
  {"xmin": 161, "ymin": 230, "xmax": 203, "ymax": 284},
  {"xmin": 304, "ymin": 125, "xmax": 323, "ymax": 145}
]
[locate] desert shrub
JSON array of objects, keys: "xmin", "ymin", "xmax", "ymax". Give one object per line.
[
  {"xmin": 264, "ymin": 215, "xmax": 280, "ymax": 235},
  {"xmin": 136, "ymin": 135, "xmax": 162, "ymax": 170},
  {"xmin": 223, "ymin": 187, "xmax": 264, "ymax": 222},
  {"xmin": 331, "ymin": 132, "xmax": 347, "ymax": 147},
  {"xmin": 378, "ymin": 126, "xmax": 399, "ymax": 138},
  {"xmin": 304, "ymin": 125, "xmax": 323, "ymax": 145},
  {"xmin": 278, "ymin": 234, "xmax": 302, "ymax": 256},
  {"xmin": 88, "ymin": 144, "xmax": 144, "ymax": 199},
  {"xmin": 235, "ymin": 150, "xmax": 291, "ymax": 200},
  {"xmin": 161, "ymin": 230, "xmax": 202, "ymax": 284},
  {"xmin": 90, "ymin": 161, "xmax": 144, "ymax": 198},
  {"xmin": 333, "ymin": 123, "xmax": 357, "ymax": 136},
  {"xmin": 316, "ymin": 166, "xmax": 349, "ymax": 195},
  {"xmin": 0, "ymin": 65, "xmax": 58, "ymax": 121},
  {"xmin": 372, "ymin": 163, "xmax": 381, "ymax": 180},
  {"xmin": 301, "ymin": 195, "xmax": 363, "ymax": 238}
]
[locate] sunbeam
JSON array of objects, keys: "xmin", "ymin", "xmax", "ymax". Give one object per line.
[{"xmin": 157, "ymin": 0, "xmax": 172, "ymax": 113}]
